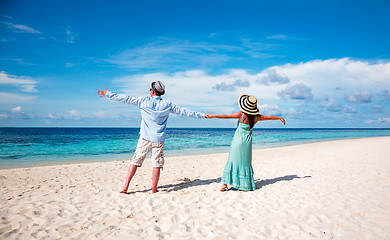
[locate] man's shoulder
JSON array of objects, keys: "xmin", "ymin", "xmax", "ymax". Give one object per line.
[
  {"xmin": 137, "ymin": 96, "xmax": 155, "ymax": 102},
  {"xmin": 160, "ymin": 97, "xmax": 172, "ymax": 104},
  {"xmin": 140, "ymin": 96, "xmax": 172, "ymax": 106},
  {"xmin": 152, "ymin": 96, "xmax": 172, "ymax": 103}
]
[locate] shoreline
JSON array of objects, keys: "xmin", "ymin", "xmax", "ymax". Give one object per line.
[
  {"xmin": 1, "ymin": 136, "xmax": 390, "ymax": 239},
  {"xmin": 1, "ymin": 135, "xmax": 389, "ymax": 170}
]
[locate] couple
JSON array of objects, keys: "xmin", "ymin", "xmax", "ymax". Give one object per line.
[{"xmin": 97, "ymin": 81, "xmax": 285, "ymax": 193}]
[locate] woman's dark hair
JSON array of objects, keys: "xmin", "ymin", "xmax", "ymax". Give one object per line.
[{"xmin": 245, "ymin": 113, "xmax": 256, "ymax": 128}]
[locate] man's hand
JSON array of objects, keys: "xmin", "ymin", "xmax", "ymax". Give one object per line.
[
  {"xmin": 205, "ymin": 114, "xmax": 215, "ymax": 119},
  {"xmin": 97, "ymin": 87, "xmax": 108, "ymax": 97}
]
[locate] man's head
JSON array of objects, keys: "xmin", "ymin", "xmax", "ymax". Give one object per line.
[{"xmin": 151, "ymin": 81, "xmax": 165, "ymax": 96}]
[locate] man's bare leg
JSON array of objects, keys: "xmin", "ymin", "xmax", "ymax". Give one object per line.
[
  {"xmin": 120, "ymin": 164, "xmax": 138, "ymax": 193},
  {"xmin": 152, "ymin": 167, "xmax": 161, "ymax": 193}
]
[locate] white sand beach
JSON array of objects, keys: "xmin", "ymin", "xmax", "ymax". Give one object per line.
[{"xmin": 1, "ymin": 137, "xmax": 390, "ymax": 240}]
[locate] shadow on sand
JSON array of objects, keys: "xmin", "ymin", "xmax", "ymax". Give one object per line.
[
  {"xmin": 255, "ymin": 175, "xmax": 312, "ymax": 189},
  {"xmin": 160, "ymin": 177, "xmax": 222, "ymax": 192},
  {"xmin": 125, "ymin": 177, "xmax": 222, "ymax": 194},
  {"xmin": 124, "ymin": 175, "xmax": 311, "ymax": 194}
]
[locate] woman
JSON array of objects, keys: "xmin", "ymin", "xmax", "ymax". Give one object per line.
[{"xmin": 206, "ymin": 94, "xmax": 285, "ymax": 191}]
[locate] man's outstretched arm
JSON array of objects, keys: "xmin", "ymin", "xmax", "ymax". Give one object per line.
[
  {"xmin": 170, "ymin": 104, "xmax": 206, "ymax": 118},
  {"xmin": 97, "ymin": 87, "xmax": 142, "ymax": 106}
]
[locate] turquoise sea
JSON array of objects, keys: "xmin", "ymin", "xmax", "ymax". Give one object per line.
[{"xmin": 1, "ymin": 128, "xmax": 390, "ymax": 168}]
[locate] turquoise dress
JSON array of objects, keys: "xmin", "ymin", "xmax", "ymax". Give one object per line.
[{"xmin": 221, "ymin": 114, "xmax": 257, "ymax": 191}]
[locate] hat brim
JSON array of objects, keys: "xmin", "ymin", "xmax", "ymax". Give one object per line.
[{"xmin": 238, "ymin": 94, "xmax": 259, "ymax": 115}]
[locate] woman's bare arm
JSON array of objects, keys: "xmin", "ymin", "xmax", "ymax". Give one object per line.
[
  {"xmin": 257, "ymin": 115, "xmax": 286, "ymax": 125},
  {"xmin": 206, "ymin": 111, "xmax": 242, "ymax": 119}
]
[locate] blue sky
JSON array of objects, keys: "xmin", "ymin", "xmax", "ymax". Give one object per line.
[{"xmin": 1, "ymin": 0, "xmax": 389, "ymax": 128}]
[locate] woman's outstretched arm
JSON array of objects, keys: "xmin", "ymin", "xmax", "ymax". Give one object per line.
[
  {"xmin": 257, "ymin": 115, "xmax": 286, "ymax": 125},
  {"xmin": 206, "ymin": 111, "xmax": 242, "ymax": 119}
]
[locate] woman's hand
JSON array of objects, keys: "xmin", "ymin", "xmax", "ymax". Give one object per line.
[
  {"xmin": 205, "ymin": 114, "xmax": 216, "ymax": 119},
  {"xmin": 280, "ymin": 117, "xmax": 286, "ymax": 125}
]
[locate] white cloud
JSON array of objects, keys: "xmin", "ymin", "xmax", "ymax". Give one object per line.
[
  {"xmin": 0, "ymin": 92, "xmax": 36, "ymax": 103},
  {"xmin": 106, "ymin": 37, "xmax": 239, "ymax": 70},
  {"xmin": 112, "ymin": 69, "xmax": 279, "ymax": 113},
  {"xmin": 5, "ymin": 58, "xmax": 36, "ymax": 66},
  {"xmin": 68, "ymin": 110, "xmax": 81, "ymax": 120},
  {"xmin": 366, "ymin": 118, "xmax": 390, "ymax": 125},
  {"xmin": 259, "ymin": 104, "xmax": 282, "ymax": 115},
  {"xmin": 94, "ymin": 110, "xmax": 106, "ymax": 118},
  {"xmin": 373, "ymin": 105, "xmax": 383, "ymax": 113},
  {"xmin": 270, "ymin": 58, "xmax": 390, "ymax": 96},
  {"xmin": 105, "ymin": 37, "xmax": 277, "ymax": 71},
  {"xmin": 379, "ymin": 90, "xmax": 390, "ymax": 102},
  {"xmin": 12, "ymin": 106, "xmax": 22, "ymax": 113},
  {"xmin": 66, "ymin": 26, "xmax": 77, "ymax": 43},
  {"xmin": 65, "ymin": 63, "xmax": 75, "ymax": 68},
  {"xmin": 266, "ymin": 34, "xmax": 288, "ymax": 40},
  {"xmin": 69, "ymin": 110, "xmax": 81, "ymax": 116},
  {"xmin": 0, "ymin": 113, "xmax": 8, "ymax": 119},
  {"xmin": 344, "ymin": 91, "xmax": 372, "ymax": 104},
  {"xmin": 2, "ymin": 21, "xmax": 41, "ymax": 34},
  {"xmin": 278, "ymin": 83, "xmax": 313, "ymax": 100},
  {"xmin": 1, "ymin": 106, "xmax": 31, "ymax": 120},
  {"xmin": 283, "ymin": 108, "xmax": 315, "ymax": 119},
  {"xmin": 0, "ymin": 71, "xmax": 38, "ymax": 92},
  {"xmin": 209, "ymin": 33, "xmax": 218, "ymax": 38},
  {"xmin": 48, "ymin": 113, "xmax": 61, "ymax": 119},
  {"xmin": 110, "ymin": 58, "xmax": 390, "ymax": 122},
  {"xmin": 256, "ymin": 69, "xmax": 290, "ymax": 86},
  {"xmin": 323, "ymin": 99, "xmax": 342, "ymax": 112},
  {"xmin": 240, "ymin": 37, "xmax": 277, "ymax": 58},
  {"xmin": 213, "ymin": 79, "xmax": 250, "ymax": 92},
  {"xmin": 344, "ymin": 105, "xmax": 357, "ymax": 114}
]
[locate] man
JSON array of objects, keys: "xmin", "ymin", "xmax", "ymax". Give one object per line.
[{"xmin": 97, "ymin": 81, "xmax": 206, "ymax": 193}]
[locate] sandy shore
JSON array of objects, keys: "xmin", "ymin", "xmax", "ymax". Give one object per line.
[{"xmin": 1, "ymin": 137, "xmax": 390, "ymax": 240}]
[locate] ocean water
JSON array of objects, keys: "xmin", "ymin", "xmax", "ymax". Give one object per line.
[{"xmin": 1, "ymin": 127, "xmax": 389, "ymax": 168}]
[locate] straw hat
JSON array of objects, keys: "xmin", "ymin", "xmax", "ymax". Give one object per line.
[{"xmin": 238, "ymin": 94, "xmax": 259, "ymax": 115}]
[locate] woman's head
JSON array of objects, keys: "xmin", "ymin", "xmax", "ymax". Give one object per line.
[{"xmin": 238, "ymin": 94, "xmax": 259, "ymax": 115}]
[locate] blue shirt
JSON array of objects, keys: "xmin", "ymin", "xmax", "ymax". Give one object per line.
[{"xmin": 106, "ymin": 91, "xmax": 205, "ymax": 143}]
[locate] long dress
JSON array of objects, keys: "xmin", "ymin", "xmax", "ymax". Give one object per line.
[{"xmin": 221, "ymin": 114, "xmax": 257, "ymax": 191}]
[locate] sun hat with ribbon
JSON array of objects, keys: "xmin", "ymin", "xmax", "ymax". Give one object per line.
[
  {"xmin": 151, "ymin": 81, "xmax": 165, "ymax": 95},
  {"xmin": 238, "ymin": 94, "xmax": 259, "ymax": 115}
]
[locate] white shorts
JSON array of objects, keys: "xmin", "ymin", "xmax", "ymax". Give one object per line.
[{"xmin": 131, "ymin": 138, "xmax": 165, "ymax": 168}]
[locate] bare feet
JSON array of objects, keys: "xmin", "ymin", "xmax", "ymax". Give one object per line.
[
  {"xmin": 220, "ymin": 184, "xmax": 228, "ymax": 192},
  {"xmin": 120, "ymin": 189, "xmax": 127, "ymax": 193}
]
